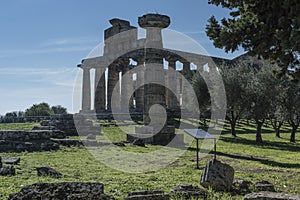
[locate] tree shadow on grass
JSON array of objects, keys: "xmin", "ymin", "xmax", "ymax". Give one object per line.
[
  {"xmin": 220, "ymin": 136, "xmax": 300, "ymax": 152},
  {"xmin": 221, "ymin": 125, "xmax": 285, "ymax": 135},
  {"xmin": 187, "ymin": 147, "xmax": 300, "ymax": 169}
]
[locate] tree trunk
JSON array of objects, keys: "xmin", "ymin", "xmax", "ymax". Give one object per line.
[
  {"xmin": 288, "ymin": 120, "xmax": 299, "ymax": 143},
  {"xmin": 290, "ymin": 126, "xmax": 297, "ymax": 142},
  {"xmin": 271, "ymin": 119, "xmax": 283, "ymax": 138},
  {"xmin": 230, "ymin": 121, "xmax": 237, "ymax": 137},
  {"xmin": 256, "ymin": 120, "xmax": 264, "ymax": 143},
  {"xmin": 275, "ymin": 128, "xmax": 281, "ymax": 138},
  {"xmin": 229, "ymin": 111, "xmax": 238, "ymax": 137}
]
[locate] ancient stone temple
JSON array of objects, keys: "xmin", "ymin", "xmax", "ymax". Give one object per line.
[
  {"xmin": 77, "ymin": 14, "xmax": 228, "ymax": 114},
  {"xmin": 76, "ymin": 13, "xmax": 229, "ymax": 145}
]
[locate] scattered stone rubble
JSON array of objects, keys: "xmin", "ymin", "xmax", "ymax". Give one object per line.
[
  {"xmin": 36, "ymin": 166, "xmax": 62, "ymax": 178},
  {"xmin": 7, "ymin": 182, "xmax": 114, "ymax": 200},
  {"xmin": 124, "ymin": 190, "xmax": 169, "ymax": 200},
  {"xmin": 170, "ymin": 184, "xmax": 208, "ymax": 199},
  {"xmin": 243, "ymin": 191, "xmax": 300, "ymax": 200},
  {"xmin": 255, "ymin": 180, "xmax": 276, "ymax": 192},
  {"xmin": 0, "ymin": 157, "xmax": 16, "ymax": 176}
]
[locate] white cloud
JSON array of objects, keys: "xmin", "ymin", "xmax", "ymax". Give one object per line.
[{"xmin": 42, "ymin": 37, "xmax": 100, "ymax": 47}]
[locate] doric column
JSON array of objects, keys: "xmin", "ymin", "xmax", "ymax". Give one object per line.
[
  {"xmin": 81, "ymin": 66, "xmax": 91, "ymax": 111},
  {"xmin": 182, "ymin": 61, "xmax": 191, "ymax": 109},
  {"xmin": 177, "ymin": 75, "xmax": 182, "ymax": 106},
  {"xmin": 94, "ymin": 67, "xmax": 106, "ymax": 111},
  {"xmin": 135, "ymin": 57, "xmax": 145, "ymax": 112},
  {"xmin": 167, "ymin": 58, "xmax": 178, "ymax": 110},
  {"xmin": 121, "ymin": 59, "xmax": 133, "ymax": 111},
  {"xmin": 139, "ymin": 14, "xmax": 170, "ymax": 125},
  {"xmin": 107, "ymin": 63, "xmax": 120, "ymax": 111}
]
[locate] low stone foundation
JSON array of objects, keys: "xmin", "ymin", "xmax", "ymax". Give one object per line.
[
  {"xmin": 37, "ymin": 114, "xmax": 78, "ymax": 136},
  {"xmin": 0, "ymin": 130, "xmax": 62, "ymax": 152}
]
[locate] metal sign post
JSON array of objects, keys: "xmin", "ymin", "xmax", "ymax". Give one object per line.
[{"xmin": 184, "ymin": 129, "xmax": 217, "ymax": 169}]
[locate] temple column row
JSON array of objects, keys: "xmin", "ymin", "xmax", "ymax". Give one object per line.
[{"xmin": 80, "ymin": 58, "xmax": 193, "ymax": 113}]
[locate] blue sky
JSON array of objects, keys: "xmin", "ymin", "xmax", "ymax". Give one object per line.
[{"xmin": 0, "ymin": 0, "xmax": 244, "ymax": 115}]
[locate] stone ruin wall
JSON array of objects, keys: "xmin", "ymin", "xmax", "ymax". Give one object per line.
[{"xmin": 0, "ymin": 130, "xmax": 63, "ymax": 152}]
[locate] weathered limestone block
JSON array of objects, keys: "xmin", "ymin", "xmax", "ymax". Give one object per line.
[
  {"xmin": 7, "ymin": 182, "xmax": 114, "ymax": 200},
  {"xmin": 232, "ymin": 178, "xmax": 252, "ymax": 194},
  {"xmin": 2, "ymin": 157, "xmax": 20, "ymax": 165},
  {"xmin": 51, "ymin": 139, "xmax": 84, "ymax": 147},
  {"xmin": 36, "ymin": 166, "xmax": 62, "ymax": 178},
  {"xmin": 124, "ymin": 190, "xmax": 169, "ymax": 200},
  {"xmin": 0, "ymin": 165, "xmax": 15, "ymax": 176},
  {"xmin": 132, "ymin": 138, "xmax": 145, "ymax": 147},
  {"xmin": 32, "ymin": 125, "xmax": 58, "ymax": 131},
  {"xmin": 86, "ymin": 134, "xmax": 97, "ymax": 140},
  {"xmin": 46, "ymin": 114, "xmax": 78, "ymax": 136},
  {"xmin": 200, "ymin": 159, "xmax": 234, "ymax": 192},
  {"xmin": 170, "ymin": 184, "xmax": 208, "ymax": 199},
  {"xmin": 243, "ymin": 192, "xmax": 300, "ymax": 200},
  {"xmin": 255, "ymin": 180, "xmax": 275, "ymax": 192},
  {"xmin": 40, "ymin": 141, "xmax": 59, "ymax": 151},
  {"xmin": 138, "ymin": 13, "xmax": 170, "ymax": 28}
]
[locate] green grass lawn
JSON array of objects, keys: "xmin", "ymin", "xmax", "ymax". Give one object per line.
[
  {"xmin": 0, "ymin": 121, "xmax": 299, "ymax": 200},
  {"xmin": 0, "ymin": 123, "xmax": 39, "ymax": 130}
]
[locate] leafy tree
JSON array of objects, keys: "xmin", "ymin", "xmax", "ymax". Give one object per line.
[
  {"xmin": 206, "ymin": 0, "xmax": 300, "ymax": 77},
  {"xmin": 51, "ymin": 105, "xmax": 67, "ymax": 114},
  {"xmin": 24, "ymin": 102, "xmax": 53, "ymax": 117},
  {"xmin": 281, "ymin": 79, "xmax": 300, "ymax": 142},
  {"xmin": 269, "ymin": 77, "xmax": 286, "ymax": 138},
  {"xmin": 219, "ymin": 63, "xmax": 252, "ymax": 137},
  {"xmin": 246, "ymin": 63, "xmax": 278, "ymax": 143},
  {"xmin": 0, "ymin": 111, "xmax": 24, "ymax": 123}
]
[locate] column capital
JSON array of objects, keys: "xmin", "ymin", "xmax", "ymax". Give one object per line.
[{"xmin": 78, "ymin": 63, "xmax": 92, "ymax": 70}]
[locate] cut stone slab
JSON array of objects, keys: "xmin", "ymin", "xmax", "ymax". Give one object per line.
[
  {"xmin": 113, "ymin": 142, "xmax": 126, "ymax": 147},
  {"xmin": 0, "ymin": 165, "xmax": 16, "ymax": 176},
  {"xmin": 255, "ymin": 180, "xmax": 275, "ymax": 192},
  {"xmin": 7, "ymin": 182, "xmax": 114, "ymax": 200},
  {"xmin": 2, "ymin": 157, "xmax": 20, "ymax": 165},
  {"xmin": 86, "ymin": 133, "xmax": 97, "ymax": 140},
  {"xmin": 243, "ymin": 191, "xmax": 300, "ymax": 200},
  {"xmin": 124, "ymin": 189, "xmax": 169, "ymax": 200},
  {"xmin": 232, "ymin": 178, "xmax": 252, "ymax": 194},
  {"xmin": 51, "ymin": 139, "xmax": 84, "ymax": 146},
  {"xmin": 200, "ymin": 159, "xmax": 234, "ymax": 192},
  {"xmin": 170, "ymin": 184, "xmax": 208, "ymax": 199},
  {"xmin": 36, "ymin": 166, "xmax": 62, "ymax": 178},
  {"xmin": 132, "ymin": 138, "xmax": 146, "ymax": 147}
]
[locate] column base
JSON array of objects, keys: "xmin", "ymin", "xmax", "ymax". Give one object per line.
[{"xmin": 127, "ymin": 125, "xmax": 184, "ymax": 147}]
